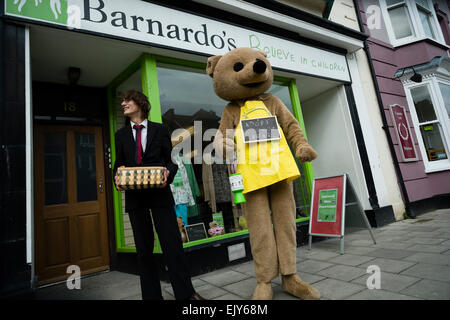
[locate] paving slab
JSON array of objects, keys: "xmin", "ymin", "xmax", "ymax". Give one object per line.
[
  {"xmin": 200, "ymin": 270, "xmax": 251, "ymax": 287},
  {"xmin": 400, "ymin": 263, "xmax": 450, "ymax": 282},
  {"xmin": 229, "ymin": 261, "xmax": 255, "ymax": 276},
  {"xmin": 317, "ymin": 265, "xmax": 367, "ymax": 282},
  {"xmin": 366, "ymin": 248, "xmax": 417, "ymax": 260},
  {"xmin": 346, "ymin": 289, "xmax": 421, "ymax": 300},
  {"xmin": 405, "ymin": 244, "xmax": 450, "ymax": 254},
  {"xmin": 358, "ymin": 258, "xmax": 417, "ymax": 274},
  {"xmin": 400, "ymin": 279, "xmax": 450, "ymax": 300},
  {"xmin": 297, "ymin": 260, "xmax": 335, "ymax": 274},
  {"xmin": 327, "ymin": 254, "xmax": 376, "ymax": 267},
  {"xmin": 403, "ymin": 252, "xmax": 450, "ymax": 266},
  {"xmin": 301, "ymin": 249, "xmax": 341, "ymax": 261},
  {"xmin": 222, "ymin": 277, "xmax": 257, "ymax": 299},
  {"xmin": 214, "ymin": 293, "xmax": 244, "ymax": 300},
  {"xmin": 351, "ymin": 271, "xmax": 420, "ymax": 293},
  {"xmin": 312, "ymin": 278, "xmax": 366, "ymax": 300}
]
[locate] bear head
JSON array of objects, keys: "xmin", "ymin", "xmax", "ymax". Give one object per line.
[{"xmin": 206, "ymin": 48, "xmax": 273, "ymax": 101}]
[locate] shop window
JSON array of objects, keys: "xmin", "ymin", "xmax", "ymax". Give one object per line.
[
  {"xmin": 108, "ymin": 55, "xmax": 313, "ymax": 250},
  {"xmin": 380, "ymin": 0, "xmax": 444, "ymax": 47},
  {"xmin": 405, "ymin": 79, "xmax": 450, "ymax": 172},
  {"xmin": 157, "ymin": 63, "xmax": 312, "ymax": 239}
]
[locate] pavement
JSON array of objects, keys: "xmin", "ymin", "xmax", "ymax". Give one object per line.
[{"xmin": 33, "ymin": 209, "xmax": 450, "ymax": 300}]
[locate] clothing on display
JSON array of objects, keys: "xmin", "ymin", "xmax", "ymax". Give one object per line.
[{"xmin": 170, "ymin": 153, "xmax": 196, "ymax": 207}]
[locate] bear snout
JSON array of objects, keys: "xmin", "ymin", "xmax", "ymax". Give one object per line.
[{"xmin": 253, "ymin": 59, "xmax": 267, "ymax": 74}]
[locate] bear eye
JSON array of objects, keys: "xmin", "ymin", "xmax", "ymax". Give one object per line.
[{"xmin": 233, "ymin": 62, "xmax": 244, "ymax": 72}]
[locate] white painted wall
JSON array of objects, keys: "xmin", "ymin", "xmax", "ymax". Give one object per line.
[
  {"xmin": 328, "ymin": 0, "xmax": 361, "ymax": 31},
  {"xmin": 300, "ymin": 84, "xmax": 372, "ymax": 210}
]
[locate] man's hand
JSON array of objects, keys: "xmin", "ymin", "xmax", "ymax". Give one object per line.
[
  {"xmin": 158, "ymin": 168, "xmax": 170, "ymax": 188},
  {"xmin": 115, "ymin": 174, "xmax": 124, "ymax": 191}
]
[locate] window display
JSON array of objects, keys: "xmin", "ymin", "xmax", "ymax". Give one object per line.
[{"xmin": 109, "ymin": 55, "xmax": 313, "ymax": 249}]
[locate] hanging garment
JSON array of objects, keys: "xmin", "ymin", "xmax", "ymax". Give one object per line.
[
  {"xmin": 170, "ymin": 153, "xmax": 195, "ymax": 206},
  {"xmin": 235, "ymin": 100, "xmax": 300, "ymax": 194},
  {"xmin": 202, "ymin": 161, "xmax": 216, "ymax": 212},
  {"xmin": 174, "ymin": 203, "xmax": 188, "ymax": 226}
]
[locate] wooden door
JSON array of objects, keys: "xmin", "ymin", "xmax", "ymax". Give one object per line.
[{"xmin": 34, "ymin": 125, "xmax": 110, "ymax": 285}]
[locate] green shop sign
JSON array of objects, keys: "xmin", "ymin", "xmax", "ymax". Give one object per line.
[{"xmin": 4, "ymin": 0, "xmax": 350, "ymax": 82}]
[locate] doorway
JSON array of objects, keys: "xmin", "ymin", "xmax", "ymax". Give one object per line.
[{"xmin": 34, "ymin": 125, "xmax": 110, "ymax": 285}]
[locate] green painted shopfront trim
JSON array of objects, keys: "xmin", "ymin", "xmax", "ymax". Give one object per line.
[
  {"xmin": 108, "ymin": 54, "xmax": 314, "ymax": 253},
  {"xmin": 289, "ymin": 80, "xmax": 315, "ymax": 203}
]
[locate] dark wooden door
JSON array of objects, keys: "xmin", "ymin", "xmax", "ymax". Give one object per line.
[{"xmin": 34, "ymin": 125, "xmax": 110, "ymax": 285}]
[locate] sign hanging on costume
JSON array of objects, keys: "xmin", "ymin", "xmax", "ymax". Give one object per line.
[{"xmin": 4, "ymin": 0, "xmax": 350, "ymax": 82}]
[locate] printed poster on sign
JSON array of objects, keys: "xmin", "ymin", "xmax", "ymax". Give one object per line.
[{"xmin": 317, "ymin": 189, "xmax": 337, "ymax": 222}]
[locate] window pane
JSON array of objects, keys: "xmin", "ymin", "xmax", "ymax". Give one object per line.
[
  {"xmin": 410, "ymin": 86, "xmax": 437, "ymax": 122},
  {"xmin": 438, "ymin": 83, "xmax": 450, "ymax": 119},
  {"xmin": 44, "ymin": 132, "xmax": 67, "ymax": 205},
  {"xmin": 386, "ymin": 0, "xmax": 404, "ymax": 6},
  {"xmin": 415, "ymin": 0, "xmax": 429, "ymax": 9},
  {"xmin": 388, "ymin": 6, "xmax": 414, "ymax": 39},
  {"xmin": 418, "ymin": 8, "xmax": 436, "ymax": 39},
  {"xmin": 75, "ymin": 133, "xmax": 97, "ymax": 202},
  {"xmin": 420, "ymin": 124, "xmax": 448, "ymax": 161}
]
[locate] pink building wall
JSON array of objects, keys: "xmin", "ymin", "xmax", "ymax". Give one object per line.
[{"xmin": 358, "ymin": 0, "xmax": 450, "ymax": 202}]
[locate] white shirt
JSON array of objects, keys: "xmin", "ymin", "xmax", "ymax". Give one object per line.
[{"xmin": 130, "ymin": 119, "xmax": 148, "ymax": 153}]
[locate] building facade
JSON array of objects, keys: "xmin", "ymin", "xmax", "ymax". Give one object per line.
[
  {"xmin": 0, "ymin": 0, "xmax": 411, "ymax": 296},
  {"xmin": 357, "ymin": 0, "xmax": 450, "ymax": 216}
]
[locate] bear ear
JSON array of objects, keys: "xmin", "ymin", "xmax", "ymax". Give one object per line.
[
  {"xmin": 206, "ymin": 55, "xmax": 222, "ymax": 78},
  {"xmin": 258, "ymin": 50, "xmax": 267, "ymax": 58}
]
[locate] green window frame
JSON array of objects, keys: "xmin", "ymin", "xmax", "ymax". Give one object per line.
[{"xmin": 108, "ymin": 53, "xmax": 314, "ymax": 253}]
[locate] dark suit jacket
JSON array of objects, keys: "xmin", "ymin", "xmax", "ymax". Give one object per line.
[{"xmin": 113, "ymin": 121, "xmax": 178, "ymax": 211}]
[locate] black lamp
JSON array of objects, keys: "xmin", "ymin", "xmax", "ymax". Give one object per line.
[
  {"xmin": 68, "ymin": 67, "xmax": 81, "ymax": 85},
  {"xmin": 410, "ymin": 67, "xmax": 422, "ymax": 83}
]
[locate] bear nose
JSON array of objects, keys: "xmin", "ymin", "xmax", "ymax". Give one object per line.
[{"xmin": 253, "ymin": 59, "xmax": 266, "ymax": 74}]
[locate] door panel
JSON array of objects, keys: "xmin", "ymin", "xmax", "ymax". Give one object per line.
[{"xmin": 34, "ymin": 125, "xmax": 110, "ymax": 285}]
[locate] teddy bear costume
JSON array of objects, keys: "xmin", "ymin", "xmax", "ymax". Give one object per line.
[{"xmin": 207, "ymin": 48, "xmax": 320, "ymax": 300}]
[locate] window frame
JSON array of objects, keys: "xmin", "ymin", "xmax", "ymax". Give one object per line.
[
  {"xmin": 380, "ymin": 0, "xmax": 446, "ymax": 47},
  {"xmin": 404, "ymin": 76, "xmax": 450, "ymax": 172}
]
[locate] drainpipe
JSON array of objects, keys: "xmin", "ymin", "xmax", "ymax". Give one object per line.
[{"xmin": 353, "ymin": 0, "xmax": 415, "ymax": 219}]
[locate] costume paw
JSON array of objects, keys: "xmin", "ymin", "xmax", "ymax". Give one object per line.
[
  {"xmin": 296, "ymin": 146, "xmax": 318, "ymax": 163},
  {"xmin": 251, "ymin": 282, "xmax": 273, "ymax": 300},
  {"xmin": 282, "ymin": 274, "xmax": 320, "ymax": 300}
]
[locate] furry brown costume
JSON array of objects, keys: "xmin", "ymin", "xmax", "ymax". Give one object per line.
[{"xmin": 207, "ymin": 48, "xmax": 320, "ymax": 300}]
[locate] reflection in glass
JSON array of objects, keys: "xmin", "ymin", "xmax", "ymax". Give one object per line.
[
  {"xmin": 418, "ymin": 8, "xmax": 436, "ymax": 39},
  {"xmin": 420, "ymin": 124, "xmax": 448, "ymax": 161},
  {"xmin": 438, "ymin": 83, "xmax": 450, "ymax": 119},
  {"xmin": 44, "ymin": 133, "xmax": 67, "ymax": 205},
  {"xmin": 386, "ymin": 0, "xmax": 404, "ymax": 6},
  {"xmin": 75, "ymin": 133, "xmax": 98, "ymax": 202},
  {"xmin": 388, "ymin": 6, "xmax": 414, "ymax": 39},
  {"xmin": 410, "ymin": 85, "xmax": 437, "ymax": 122},
  {"xmin": 415, "ymin": 0, "xmax": 429, "ymax": 10},
  {"xmin": 157, "ymin": 65, "xmax": 311, "ymax": 236}
]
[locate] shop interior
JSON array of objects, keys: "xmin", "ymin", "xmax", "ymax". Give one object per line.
[{"xmin": 30, "ymin": 25, "xmax": 368, "ymax": 277}]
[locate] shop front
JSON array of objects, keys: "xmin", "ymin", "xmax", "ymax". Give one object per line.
[{"xmin": 1, "ymin": 0, "xmax": 377, "ymax": 292}]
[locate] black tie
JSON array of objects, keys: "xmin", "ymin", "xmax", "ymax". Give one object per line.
[{"xmin": 133, "ymin": 124, "xmax": 144, "ymax": 165}]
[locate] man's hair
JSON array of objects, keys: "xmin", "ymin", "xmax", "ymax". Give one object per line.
[{"xmin": 122, "ymin": 90, "xmax": 151, "ymax": 119}]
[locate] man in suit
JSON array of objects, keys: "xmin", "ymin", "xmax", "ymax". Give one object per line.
[{"xmin": 113, "ymin": 90, "xmax": 204, "ymax": 300}]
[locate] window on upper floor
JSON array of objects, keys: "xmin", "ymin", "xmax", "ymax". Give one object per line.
[{"xmin": 380, "ymin": 0, "xmax": 446, "ymax": 47}]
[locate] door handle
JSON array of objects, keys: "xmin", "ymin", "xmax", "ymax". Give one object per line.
[{"xmin": 98, "ymin": 181, "xmax": 104, "ymax": 193}]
